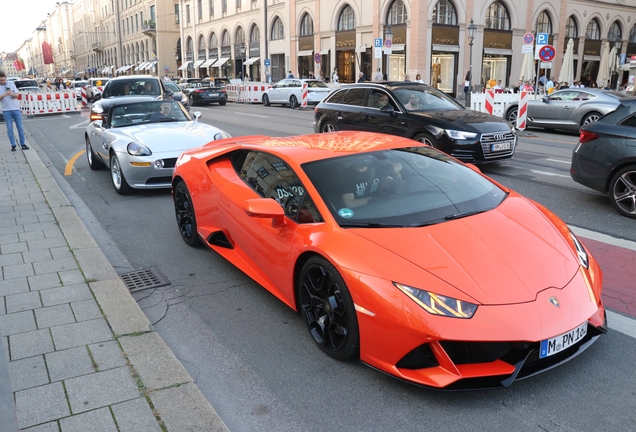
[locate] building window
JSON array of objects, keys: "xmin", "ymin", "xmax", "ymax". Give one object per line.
[
  {"xmin": 608, "ymin": 21, "xmax": 622, "ymax": 42},
  {"xmin": 300, "ymin": 13, "xmax": 313, "ymax": 36},
  {"xmin": 210, "ymin": 33, "xmax": 218, "ymax": 48},
  {"xmin": 250, "ymin": 25, "xmax": 260, "ymax": 42},
  {"xmin": 150, "ymin": 5, "xmax": 155, "ymax": 21},
  {"xmin": 198, "ymin": 0, "xmax": 202, "ymax": 20},
  {"xmin": 432, "ymin": 0, "xmax": 454, "ymax": 26},
  {"xmin": 236, "ymin": 27, "xmax": 245, "ymax": 44},
  {"xmin": 484, "ymin": 1, "xmax": 510, "ymax": 31},
  {"xmin": 630, "ymin": 24, "xmax": 636, "ymax": 43},
  {"xmin": 222, "ymin": 30, "xmax": 230, "ymax": 47},
  {"xmin": 210, "ymin": 0, "xmax": 214, "ymax": 17},
  {"xmin": 186, "ymin": 4, "xmax": 191, "ymax": 25},
  {"xmin": 271, "ymin": 17, "xmax": 284, "ymax": 40},
  {"xmin": 565, "ymin": 16, "xmax": 577, "ymax": 38},
  {"xmin": 535, "ymin": 11, "xmax": 552, "ymax": 34},
  {"xmin": 135, "ymin": 14, "xmax": 139, "ymax": 32},
  {"xmin": 175, "ymin": 4, "xmax": 180, "ymax": 24},
  {"xmin": 586, "ymin": 19, "xmax": 600, "ymax": 40},
  {"xmin": 236, "ymin": 0, "xmax": 242, "ymax": 8},
  {"xmin": 337, "ymin": 5, "xmax": 355, "ymax": 31},
  {"xmin": 222, "ymin": 0, "xmax": 227, "ymax": 13}
]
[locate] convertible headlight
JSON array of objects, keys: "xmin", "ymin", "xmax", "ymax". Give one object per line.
[
  {"xmin": 445, "ymin": 129, "xmax": 478, "ymax": 140},
  {"xmin": 570, "ymin": 231, "xmax": 589, "ymax": 269},
  {"xmin": 395, "ymin": 283, "xmax": 478, "ymax": 318},
  {"xmin": 213, "ymin": 130, "xmax": 231, "ymax": 140},
  {"xmin": 127, "ymin": 142, "xmax": 152, "ymax": 156}
]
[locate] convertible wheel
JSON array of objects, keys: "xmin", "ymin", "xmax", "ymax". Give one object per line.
[
  {"xmin": 85, "ymin": 136, "xmax": 105, "ymax": 170},
  {"xmin": 412, "ymin": 132, "xmax": 437, "ymax": 148},
  {"xmin": 173, "ymin": 181, "xmax": 202, "ymax": 246},
  {"xmin": 289, "ymin": 95, "xmax": 298, "ymax": 108},
  {"xmin": 219, "ymin": 99, "xmax": 226, "ymax": 106},
  {"xmin": 320, "ymin": 121, "xmax": 338, "ymax": 133},
  {"xmin": 609, "ymin": 165, "xmax": 636, "ymax": 219},
  {"xmin": 262, "ymin": 94, "xmax": 270, "ymax": 106},
  {"xmin": 110, "ymin": 153, "xmax": 132, "ymax": 195},
  {"xmin": 298, "ymin": 256, "xmax": 359, "ymax": 360},
  {"xmin": 581, "ymin": 112, "xmax": 601, "ymax": 126},
  {"xmin": 506, "ymin": 107, "xmax": 518, "ymax": 124}
]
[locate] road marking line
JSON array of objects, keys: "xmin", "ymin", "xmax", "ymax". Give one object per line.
[
  {"xmin": 65, "ymin": 150, "xmax": 86, "ymax": 176},
  {"xmin": 529, "ymin": 169, "xmax": 570, "ymax": 178},
  {"xmin": 233, "ymin": 112, "xmax": 269, "ymax": 118},
  {"xmin": 546, "ymin": 158, "xmax": 570, "ymax": 164},
  {"xmin": 70, "ymin": 119, "xmax": 90, "ymax": 129},
  {"xmin": 607, "ymin": 311, "xmax": 636, "ymax": 339}
]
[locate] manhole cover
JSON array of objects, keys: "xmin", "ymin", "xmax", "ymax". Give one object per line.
[{"xmin": 119, "ymin": 268, "xmax": 170, "ymax": 292}]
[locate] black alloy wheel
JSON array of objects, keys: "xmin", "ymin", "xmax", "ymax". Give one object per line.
[
  {"xmin": 320, "ymin": 121, "xmax": 338, "ymax": 133},
  {"xmin": 412, "ymin": 132, "xmax": 437, "ymax": 148},
  {"xmin": 289, "ymin": 95, "xmax": 299, "ymax": 108},
  {"xmin": 173, "ymin": 181, "xmax": 202, "ymax": 246},
  {"xmin": 298, "ymin": 256, "xmax": 359, "ymax": 360},
  {"xmin": 262, "ymin": 94, "xmax": 270, "ymax": 106},
  {"xmin": 85, "ymin": 136, "xmax": 105, "ymax": 170},
  {"xmin": 609, "ymin": 165, "xmax": 636, "ymax": 219}
]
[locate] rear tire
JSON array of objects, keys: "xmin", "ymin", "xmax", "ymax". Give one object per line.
[
  {"xmin": 262, "ymin": 94, "xmax": 270, "ymax": 106},
  {"xmin": 609, "ymin": 165, "xmax": 636, "ymax": 219},
  {"xmin": 320, "ymin": 121, "xmax": 337, "ymax": 133},
  {"xmin": 581, "ymin": 112, "xmax": 602, "ymax": 127},
  {"xmin": 290, "ymin": 95, "xmax": 298, "ymax": 108},
  {"xmin": 506, "ymin": 106, "xmax": 518, "ymax": 124},
  {"xmin": 219, "ymin": 99, "xmax": 226, "ymax": 106}
]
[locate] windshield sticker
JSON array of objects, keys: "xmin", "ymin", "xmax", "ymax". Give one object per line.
[{"xmin": 338, "ymin": 208, "xmax": 354, "ymax": 218}]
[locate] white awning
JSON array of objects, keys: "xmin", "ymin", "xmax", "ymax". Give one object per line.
[
  {"xmin": 211, "ymin": 57, "xmax": 230, "ymax": 67},
  {"xmin": 115, "ymin": 65, "xmax": 126, "ymax": 73},
  {"xmin": 122, "ymin": 64, "xmax": 134, "ymax": 72},
  {"xmin": 200, "ymin": 58, "xmax": 216, "ymax": 68},
  {"xmin": 244, "ymin": 57, "xmax": 260, "ymax": 66},
  {"xmin": 135, "ymin": 62, "xmax": 149, "ymax": 71},
  {"xmin": 356, "ymin": 46, "xmax": 370, "ymax": 53},
  {"xmin": 391, "ymin": 44, "xmax": 405, "ymax": 52},
  {"xmin": 145, "ymin": 61, "xmax": 157, "ymax": 70},
  {"xmin": 193, "ymin": 59, "xmax": 205, "ymax": 68},
  {"xmin": 297, "ymin": 50, "xmax": 313, "ymax": 57},
  {"xmin": 178, "ymin": 61, "xmax": 192, "ymax": 71},
  {"xmin": 320, "ymin": 49, "xmax": 330, "ymax": 55}
]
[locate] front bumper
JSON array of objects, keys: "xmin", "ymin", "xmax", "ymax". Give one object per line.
[
  {"xmin": 118, "ymin": 153, "xmax": 181, "ymax": 189},
  {"xmin": 441, "ymin": 130, "xmax": 517, "ymax": 164}
]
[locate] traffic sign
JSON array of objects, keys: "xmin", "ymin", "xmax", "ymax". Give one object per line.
[
  {"xmin": 522, "ymin": 44, "xmax": 533, "ymax": 54},
  {"xmin": 539, "ymin": 45, "xmax": 556, "ymax": 62},
  {"xmin": 384, "ymin": 39, "xmax": 392, "ymax": 48},
  {"xmin": 523, "ymin": 33, "xmax": 534, "ymax": 45},
  {"xmin": 374, "ymin": 38, "xmax": 383, "ymax": 48},
  {"xmin": 264, "ymin": 58, "xmax": 271, "ymax": 67},
  {"xmin": 314, "ymin": 53, "xmax": 321, "ymax": 63},
  {"xmin": 536, "ymin": 33, "xmax": 549, "ymax": 46}
]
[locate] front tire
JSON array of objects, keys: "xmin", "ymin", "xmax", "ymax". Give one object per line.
[
  {"xmin": 412, "ymin": 132, "xmax": 437, "ymax": 148},
  {"xmin": 289, "ymin": 95, "xmax": 298, "ymax": 108},
  {"xmin": 219, "ymin": 99, "xmax": 226, "ymax": 106},
  {"xmin": 609, "ymin": 165, "xmax": 636, "ymax": 219},
  {"xmin": 86, "ymin": 136, "xmax": 105, "ymax": 170},
  {"xmin": 173, "ymin": 181, "xmax": 203, "ymax": 246},
  {"xmin": 298, "ymin": 256, "xmax": 359, "ymax": 360},
  {"xmin": 262, "ymin": 94, "xmax": 270, "ymax": 106},
  {"xmin": 320, "ymin": 121, "xmax": 338, "ymax": 133},
  {"xmin": 110, "ymin": 153, "xmax": 132, "ymax": 195}
]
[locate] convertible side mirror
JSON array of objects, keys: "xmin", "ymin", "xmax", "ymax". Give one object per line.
[
  {"xmin": 165, "ymin": 90, "xmax": 174, "ymax": 99},
  {"xmin": 94, "ymin": 94, "xmax": 101, "ymax": 101},
  {"xmin": 243, "ymin": 198, "xmax": 285, "ymax": 227},
  {"xmin": 192, "ymin": 111, "xmax": 202, "ymax": 122},
  {"xmin": 542, "ymin": 97, "xmax": 549, "ymax": 103}
]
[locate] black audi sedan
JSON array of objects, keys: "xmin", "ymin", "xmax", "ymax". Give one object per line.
[
  {"xmin": 570, "ymin": 98, "xmax": 636, "ymax": 218},
  {"xmin": 313, "ymin": 82, "xmax": 516, "ymax": 164}
]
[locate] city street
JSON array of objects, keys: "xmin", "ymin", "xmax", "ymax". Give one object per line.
[{"xmin": 20, "ymin": 105, "xmax": 636, "ymax": 432}]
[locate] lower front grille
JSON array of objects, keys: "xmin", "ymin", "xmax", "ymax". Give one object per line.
[
  {"xmin": 161, "ymin": 157, "xmax": 178, "ymax": 169},
  {"xmin": 145, "ymin": 176, "xmax": 172, "ymax": 185}
]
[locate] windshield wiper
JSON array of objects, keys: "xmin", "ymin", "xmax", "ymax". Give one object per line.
[
  {"xmin": 444, "ymin": 210, "xmax": 486, "ymax": 220},
  {"xmin": 339, "ymin": 222, "xmax": 406, "ymax": 228},
  {"xmin": 158, "ymin": 118, "xmax": 179, "ymax": 122}
]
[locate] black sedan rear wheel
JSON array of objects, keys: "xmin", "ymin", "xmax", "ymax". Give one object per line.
[
  {"xmin": 298, "ymin": 256, "xmax": 359, "ymax": 360},
  {"xmin": 173, "ymin": 181, "xmax": 202, "ymax": 246},
  {"xmin": 320, "ymin": 121, "xmax": 338, "ymax": 133},
  {"xmin": 609, "ymin": 165, "xmax": 636, "ymax": 219}
]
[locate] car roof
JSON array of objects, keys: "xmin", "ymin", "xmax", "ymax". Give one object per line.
[
  {"xmin": 109, "ymin": 75, "xmax": 160, "ymax": 82},
  {"xmin": 193, "ymin": 131, "xmax": 420, "ymax": 165}
]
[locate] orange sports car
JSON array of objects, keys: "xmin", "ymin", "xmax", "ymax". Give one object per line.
[{"xmin": 172, "ymin": 131, "xmax": 606, "ymax": 389}]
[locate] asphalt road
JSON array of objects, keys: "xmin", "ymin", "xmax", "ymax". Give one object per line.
[{"xmin": 22, "ymin": 106, "xmax": 636, "ymax": 432}]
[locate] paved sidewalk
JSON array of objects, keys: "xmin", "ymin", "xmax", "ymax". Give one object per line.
[{"xmin": 0, "ymin": 125, "xmax": 229, "ymax": 431}]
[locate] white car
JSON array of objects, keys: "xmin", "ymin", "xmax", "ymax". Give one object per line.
[
  {"xmin": 262, "ymin": 78, "xmax": 330, "ymax": 108},
  {"xmin": 86, "ymin": 77, "xmax": 110, "ymax": 101},
  {"xmin": 73, "ymin": 80, "xmax": 89, "ymax": 99},
  {"xmin": 85, "ymin": 98, "xmax": 230, "ymax": 195}
]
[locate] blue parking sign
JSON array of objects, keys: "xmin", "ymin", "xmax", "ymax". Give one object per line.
[
  {"xmin": 374, "ymin": 38, "xmax": 383, "ymax": 48},
  {"xmin": 537, "ymin": 33, "xmax": 549, "ymax": 45}
]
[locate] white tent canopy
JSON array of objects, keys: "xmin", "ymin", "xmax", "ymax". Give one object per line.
[
  {"xmin": 558, "ymin": 38, "xmax": 574, "ymax": 85},
  {"xmin": 596, "ymin": 41, "xmax": 611, "ymax": 87},
  {"xmin": 520, "ymin": 52, "xmax": 535, "ymax": 82}
]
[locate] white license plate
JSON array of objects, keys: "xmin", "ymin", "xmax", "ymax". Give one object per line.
[
  {"xmin": 539, "ymin": 321, "xmax": 588, "ymax": 358},
  {"xmin": 491, "ymin": 142, "xmax": 511, "ymax": 151},
  {"xmin": 207, "ymin": 92, "xmax": 218, "ymax": 96}
]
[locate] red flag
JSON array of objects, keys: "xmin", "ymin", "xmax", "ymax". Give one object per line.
[
  {"xmin": 14, "ymin": 60, "xmax": 22, "ymax": 71},
  {"xmin": 20, "ymin": 58, "xmax": 26, "ymax": 70},
  {"xmin": 42, "ymin": 41, "xmax": 54, "ymax": 64}
]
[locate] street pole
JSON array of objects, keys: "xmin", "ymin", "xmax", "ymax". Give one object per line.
[{"xmin": 466, "ymin": 19, "xmax": 476, "ymax": 108}]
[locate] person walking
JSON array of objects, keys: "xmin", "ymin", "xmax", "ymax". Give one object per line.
[
  {"xmin": 0, "ymin": 71, "xmax": 29, "ymax": 151},
  {"xmin": 357, "ymin": 72, "xmax": 366, "ymax": 82},
  {"xmin": 332, "ymin": 67, "xmax": 339, "ymax": 84},
  {"xmin": 373, "ymin": 68, "xmax": 383, "ymax": 81}
]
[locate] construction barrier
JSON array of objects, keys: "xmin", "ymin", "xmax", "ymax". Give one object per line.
[
  {"xmin": 81, "ymin": 86, "xmax": 88, "ymax": 107},
  {"xmin": 468, "ymin": 92, "xmax": 531, "ymax": 118},
  {"xmin": 17, "ymin": 90, "xmax": 79, "ymax": 116},
  {"xmin": 484, "ymin": 90, "xmax": 495, "ymax": 115},
  {"xmin": 226, "ymin": 82, "xmax": 273, "ymax": 103},
  {"xmin": 301, "ymin": 82, "xmax": 308, "ymax": 108},
  {"xmin": 516, "ymin": 91, "xmax": 530, "ymax": 130}
]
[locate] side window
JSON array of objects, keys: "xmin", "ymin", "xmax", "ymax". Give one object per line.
[
  {"xmin": 237, "ymin": 151, "xmax": 322, "ymax": 223},
  {"xmin": 367, "ymin": 90, "xmax": 395, "ymax": 110},
  {"xmin": 325, "ymin": 89, "xmax": 346, "ymax": 104},
  {"xmin": 620, "ymin": 113, "xmax": 636, "ymax": 128},
  {"xmin": 342, "ymin": 88, "xmax": 367, "ymax": 106}
]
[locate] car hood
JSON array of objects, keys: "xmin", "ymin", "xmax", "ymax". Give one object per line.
[
  {"xmin": 116, "ymin": 122, "xmax": 223, "ymax": 152},
  {"xmin": 350, "ymin": 196, "xmax": 578, "ymax": 305},
  {"xmin": 412, "ymin": 109, "xmax": 512, "ymax": 133}
]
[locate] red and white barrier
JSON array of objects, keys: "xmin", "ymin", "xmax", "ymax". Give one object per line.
[
  {"xmin": 484, "ymin": 90, "xmax": 495, "ymax": 115},
  {"xmin": 81, "ymin": 86, "xmax": 88, "ymax": 107},
  {"xmin": 17, "ymin": 90, "xmax": 79, "ymax": 116},
  {"xmin": 226, "ymin": 82, "xmax": 273, "ymax": 103},
  {"xmin": 516, "ymin": 91, "xmax": 530, "ymax": 130},
  {"xmin": 301, "ymin": 82, "xmax": 308, "ymax": 108}
]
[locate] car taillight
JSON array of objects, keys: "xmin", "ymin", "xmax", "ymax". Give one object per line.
[
  {"xmin": 579, "ymin": 129, "xmax": 599, "ymax": 143},
  {"xmin": 195, "ymin": 89, "xmax": 205, "ymax": 93},
  {"xmin": 220, "ymin": 89, "xmax": 226, "ymax": 93}
]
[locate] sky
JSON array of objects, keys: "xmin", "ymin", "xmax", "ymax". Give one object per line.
[{"xmin": 1, "ymin": 0, "xmax": 61, "ymax": 54}]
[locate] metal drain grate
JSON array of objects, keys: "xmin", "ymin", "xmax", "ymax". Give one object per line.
[{"xmin": 119, "ymin": 268, "xmax": 170, "ymax": 292}]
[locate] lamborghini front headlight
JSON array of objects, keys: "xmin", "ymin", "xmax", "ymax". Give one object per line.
[{"xmin": 395, "ymin": 283, "xmax": 478, "ymax": 318}]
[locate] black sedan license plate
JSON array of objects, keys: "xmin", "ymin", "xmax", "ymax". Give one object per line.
[{"xmin": 491, "ymin": 142, "xmax": 511, "ymax": 151}]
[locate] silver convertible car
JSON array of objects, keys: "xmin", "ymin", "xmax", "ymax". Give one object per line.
[
  {"xmin": 85, "ymin": 99, "xmax": 230, "ymax": 194},
  {"xmin": 504, "ymin": 88, "xmax": 625, "ymax": 132}
]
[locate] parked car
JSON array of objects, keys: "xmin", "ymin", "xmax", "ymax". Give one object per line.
[
  {"xmin": 314, "ymin": 82, "xmax": 516, "ymax": 164},
  {"xmin": 90, "ymin": 75, "xmax": 173, "ymax": 122},
  {"xmin": 570, "ymin": 98, "xmax": 636, "ymax": 218},
  {"xmin": 263, "ymin": 78, "xmax": 330, "ymax": 108},
  {"xmin": 85, "ymin": 98, "xmax": 230, "ymax": 195},
  {"xmin": 504, "ymin": 88, "xmax": 625, "ymax": 132},
  {"xmin": 86, "ymin": 77, "xmax": 111, "ymax": 102},
  {"xmin": 188, "ymin": 84, "xmax": 227, "ymax": 106},
  {"xmin": 72, "ymin": 80, "xmax": 89, "ymax": 100},
  {"xmin": 163, "ymin": 79, "xmax": 190, "ymax": 110},
  {"xmin": 202, "ymin": 77, "xmax": 231, "ymax": 89},
  {"xmin": 176, "ymin": 78, "xmax": 202, "ymax": 90},
  {"xmin": 172, "ymin": 130, "xmax": 606, "ymax": 389},
  {"xmin": 14, "ymin": 79, "xmax": 39, "ymax": 91}
]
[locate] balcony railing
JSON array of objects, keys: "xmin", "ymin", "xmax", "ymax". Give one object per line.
[
  {"xmin": 92, "ymin": 42, "xmax": 102, "ymax": 52},
  {"xmin": 142, "ymin": 23, "xmax": 156, "ymax": 36}
]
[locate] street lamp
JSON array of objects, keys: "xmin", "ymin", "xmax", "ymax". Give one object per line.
[
  {"xmin": 384, "ymin": 25, "xmax": 393, "ymax": 79},
  {"xmin": 238, "ymin": 42, "xmax": 246, "ymax": 81},
  {"xmin": 467, "ymin": 19, "xmax": 477, "ymax": 107},
  {"xmin": 614, "ymin": 39, "xmax": 622, "ymax": 91}
]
